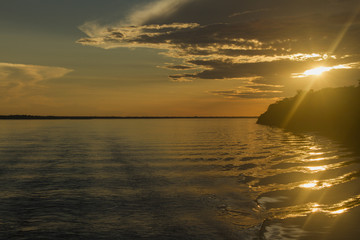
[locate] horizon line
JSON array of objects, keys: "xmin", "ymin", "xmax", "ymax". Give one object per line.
[{"xmin": 0, "ymin": 115, "xmax": 259, "ymax": 120}]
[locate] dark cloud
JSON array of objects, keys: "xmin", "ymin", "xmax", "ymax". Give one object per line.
[
  {"xmin": 78, "ymin": 0, "xmax": 360, "ymax": 98},
  {"xmin": 171, "ymin": 57, "xmax": 356, "ymax": 81},
  {"xmin": 108, "ymin": 31, "xmax": 124, "ymax": 38},
  {"xmin": 245, "ymin": 84, "xmax": 284, "ymax": 91},
  {"xmin": 163, "ymin": 64, "xmax": 194, "ymax": 70},
  {"xmin": 211, "ymin": 88, "xmax": 284, "ymax": 99}
]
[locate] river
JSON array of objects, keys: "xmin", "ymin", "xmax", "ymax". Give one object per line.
[{"xmin": 0, "ymin": 118, "xmax": 359, "ymax": 239}]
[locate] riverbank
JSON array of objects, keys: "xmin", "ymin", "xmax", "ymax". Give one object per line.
[{"xmin": 257, "ymin": 85, "xmax": 360, "ymax": 148}]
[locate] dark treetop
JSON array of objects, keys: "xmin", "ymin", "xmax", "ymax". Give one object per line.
[{"xmin": 257, "ymin": 83, "xmax": 360, "ymax": 147}]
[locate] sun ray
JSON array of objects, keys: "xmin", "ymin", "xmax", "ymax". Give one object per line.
[{"xmin": 328, "ymin": 3, "xmax": 360, "ymax": 55}]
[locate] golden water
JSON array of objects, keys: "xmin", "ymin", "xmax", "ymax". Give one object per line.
[{"xmin": 0, "ymin": 119, "xmax": 359, "ymax": 239}]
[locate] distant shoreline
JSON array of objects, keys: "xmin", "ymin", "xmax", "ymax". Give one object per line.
[{"xmin": 0, "ymin": 115, "xmax": 258, "ymax": 120}]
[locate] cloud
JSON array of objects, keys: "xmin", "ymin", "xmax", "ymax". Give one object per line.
[
  {"xmin": 229, "ymin": 8, "xmax": 271, "ymax": 18},
  {"xmin": 291, "ymin": 63, "xmax": 357, "ymax": 78},
  {"xmin": 126, "ymin": 0, "xmax": 192, "ymax": 25},
  {"xmin": 161, "ymin": 64, "xmax": 195, "ymax": 70},
  {"xmin": 78, "ymin": 0, "xmax": 192, "ymax": 40},
  {"xmin": 211, "ymin": 84, "xmax": 284, "ymax": 99},
  {"xmin": 0, "ymin": 62, "xmax": 73, "ymax": 98},
  {"xmin": 0, "ymin": 63, "xmax": 72, "ymax": 83},
  {"xmin": 77, "ymin": 0, "xmax": 360, "ymax": 99},
  {"xmin": 78, "ymin": 22, "xmax": 200, "ymax": 49}
]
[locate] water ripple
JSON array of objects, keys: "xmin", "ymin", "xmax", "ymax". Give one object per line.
[{"xmin": 0, "ymin": 119, "xmax": 359, "ymax": 239}]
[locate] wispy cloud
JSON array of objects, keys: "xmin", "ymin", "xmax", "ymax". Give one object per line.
[
  {"xmin": 211, "ymin": 84, "xmax": 284, "ymax": 99},
  {"xmin": 0, "ymin": 62, "xmax": 73, "ymax": 98},
  {"xmin": 126, "ymin": 0, "xmax": 192, "ymax": 25},
  {"xmin": 0, "ymin": 63, "xmax": 72, "ymax": 83},
  {"xmin": 229, "ymin": 8, "xmax": 270, "ymax": 18},
  {"xmin": 78, "ymin": 22, "xmax": 199, "ymax": 49},
  {"xmin": 160, "ymin": 64, "xmax": 196, "ymax": 70},
  {"xmin": 78, "ymin": 0, "xmax": 192, "ymax": 40}
]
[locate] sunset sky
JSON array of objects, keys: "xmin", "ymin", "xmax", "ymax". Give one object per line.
[{"xmin": 1, "ymin": 0, "xmax": 360, "ymax": 116}]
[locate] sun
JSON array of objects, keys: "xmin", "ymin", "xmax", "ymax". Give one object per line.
[
  {"xmin": 292, "ymin": 64, "xmax": 351, "ymax": 78},
  {"xmin": 303, "ymin": 66, "xmax": 330, "ymax": 76}
]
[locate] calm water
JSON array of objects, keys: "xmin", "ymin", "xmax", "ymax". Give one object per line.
[{"xmin": 0, "ymin": 119, "xmax": 359, "ymax": 239}]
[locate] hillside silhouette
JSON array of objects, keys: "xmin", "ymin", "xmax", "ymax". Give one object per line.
[{"xmin": 257, "ymin": 83, "xmax": 360, "ymax": 147}]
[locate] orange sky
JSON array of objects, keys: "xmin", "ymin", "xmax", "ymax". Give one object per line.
[{"xmin": 1, "ymin": 0, "xmax": 359, "ymax": 116}]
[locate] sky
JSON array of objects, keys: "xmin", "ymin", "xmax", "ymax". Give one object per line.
[{"xmin": 1, "ymin": 0, "xmax": 360, "ymax": 116}]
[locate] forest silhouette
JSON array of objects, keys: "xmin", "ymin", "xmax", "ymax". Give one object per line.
[{"xmin": 257, "ymin": 82, "xmax": 360, "ymax": 147}]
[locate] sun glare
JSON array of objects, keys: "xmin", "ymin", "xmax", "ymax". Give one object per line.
[
  {"xmin": 331, "ymin": 208, "xmax": 347, "ymax": 215},
  {"xmin": 303, "ymin": 67, "xmax": 329, "ymax": 76},
  {"xmin": 300, "ymin": 181, "xmax": 318, "ymax": 189},
  {"xmin": 292, "ymin": 64, "xmax": 351, "ymax": 78}
]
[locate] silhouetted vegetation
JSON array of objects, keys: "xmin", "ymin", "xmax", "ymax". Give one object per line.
[{"xmin": 257, "ymin": 83, "xmax": 360, "ymax": 147}]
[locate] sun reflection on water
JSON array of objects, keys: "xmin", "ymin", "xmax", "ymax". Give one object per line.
[
  {"xmin": 299, "ymin": 180, "xmax": 333, "ymax": 190},
  {"xmin": 309, "ymin": 152, "xmax": 324, "ymax": 156},
  {"xmin": 305, "ymin": 165, "xmax": 328, "ymax": 172},
  {"xmin": 309, "ymin": 146, "xmax": 320, "ymax": 150},
  {"xmin": 249, "ymin": 128, "xmax": 360, "ymax": 238},
  {"xmin": 268, "ymin": 194, "xmax": 360, "ymax": 220},
  {"xmin": 305, "ymin": 157, "xmax": 327, "ymax": 162}
]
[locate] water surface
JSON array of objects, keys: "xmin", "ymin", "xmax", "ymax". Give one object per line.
[{"xmin": 0, "ymin": 119, "xmax": 359, "ymax": 239}]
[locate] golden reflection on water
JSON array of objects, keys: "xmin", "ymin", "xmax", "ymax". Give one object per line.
[
  {"xmin": 1, "ymin": 119, "xmax": 359, "ymax": 239},
  {"xmin": 268, "ymin": 194, "xmax": 360, "ymax": 220},
  {"xmin": 298, "ymin": 171, "xmax": 359, "ymax": 190},
  {"xmin": 308, "ymin": 152, "xmax": 324, "ymax": 156},
  {"xmin": 309, "ymin": 146, "xmax": 319, "ymax": 150},
  {"xmin": 304, "ymin": 157, "xmax": 327, "ymax": 162},
  {"xmin": 253, "ymin": 170, "xmax": 359, "ymax": 194},
  {"xmin": 305, "ymin": 165, "xmax": 328, "ymax": 172}
]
